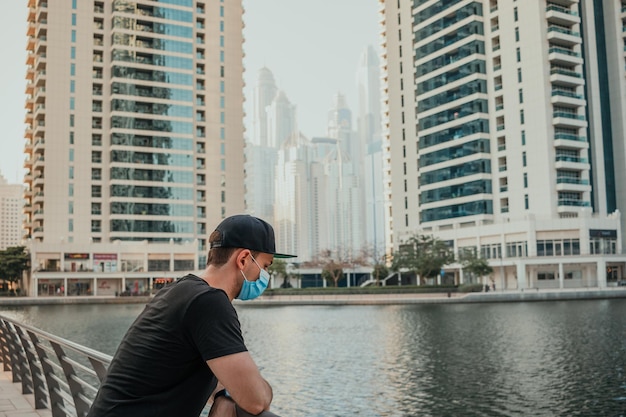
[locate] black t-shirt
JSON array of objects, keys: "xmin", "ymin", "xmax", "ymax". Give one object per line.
[{"xmin": 88, "ymin": 274, "xmax": 247, "ymax": 417}]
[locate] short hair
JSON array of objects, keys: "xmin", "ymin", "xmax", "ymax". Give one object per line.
[
  {"xmin": 207, "ymin": 230, "xmax": 260, "ymax": 266},
  {"xmin": 207, "ymin": 230, "xmax": 237, "ymax": 266}
]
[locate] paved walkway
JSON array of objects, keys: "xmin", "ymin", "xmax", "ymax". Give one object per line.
[{"xmin": 0, "ymin": 371, "xmax": 50, "ymax": 417}]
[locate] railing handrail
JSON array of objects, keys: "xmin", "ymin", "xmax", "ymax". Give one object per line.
[
  {"xmin": 0, "ymin": 315, "xmax": 281, "ymax": 417},
  {"xmin": 0, "ymin": 314, "xmax": 112, "ymax": 417}
]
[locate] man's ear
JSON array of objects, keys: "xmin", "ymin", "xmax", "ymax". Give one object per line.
[{"xmin": 235, "ymin": 249, "xmax": 250, "ymax": 269}]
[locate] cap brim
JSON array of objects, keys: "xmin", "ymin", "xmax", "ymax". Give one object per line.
[{"xmin": 274, "ymin": 252, "xmax": 297, "ymax": 259}]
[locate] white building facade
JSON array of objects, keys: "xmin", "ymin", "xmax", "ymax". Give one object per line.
[
  {"xmin": 23, "ymin": 0, "xmax": 246, "ymax": 295},
  {"xmin": 380, "ymin": 0, "xmax": 626, "ymax": 288}
]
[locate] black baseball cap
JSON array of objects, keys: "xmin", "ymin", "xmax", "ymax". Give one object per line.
[{"xmin": 210, "ymin": 214, "xmax": 296, "ymax": 258}]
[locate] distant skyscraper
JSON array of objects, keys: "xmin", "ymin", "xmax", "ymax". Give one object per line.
[
  {"xmin": 274, "ymin": 133, "xmax": 312, "ymax": 261},
  {"xmin": 245, "ymin": 70, "xmax": 298, "ymax": 223},
  {"xmin": 252, "ymin": 67, "xmax": 278, "ymax": 147},
  {"xmin": 356, "ymin": 45, "xmax": 382, "ymax": 148},
  {"xmin": 0, "ymin": 173, "xmax": 24, "ymax": 250},
  {"xmin": 266, "ymin": 90, "xmax": 298, "ymax": 149},
  {"xmin": 380, "ymin": 0, "xmax": 626, "ymax": 289},
  {"xmin": 356, "ymin": 45, "xmax": 385, "ymax": 261},
  {"xmin": 327, "ymin": 93, "xmax": 357, "ymax": 158},
  {"xmin": 21, "ymin": 0, "xmax": 245, "ymax": 294}
]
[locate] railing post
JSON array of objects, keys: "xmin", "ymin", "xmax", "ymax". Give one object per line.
[
  {"xmin": 1, "ymin": 320, "xmax": 31, "ymax": 391},
  {"xmin": 0, "ymin": 320, "xmax": 12, "ymax": 372},
  {"xmin": 30, "ymin": 333, "xmax": 66, "ymax": 417},
  {"xmin": 21, "ymin": 330, "xmax": 50, "ymax": 410},
  {"xmin": 51, "ymin": 342, "xmax": 91, "ymax": 417}
]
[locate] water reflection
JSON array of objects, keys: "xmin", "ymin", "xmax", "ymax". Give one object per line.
[{"xmin": 1, "ymin": 300, "xmax": 625, "ymax": 416}]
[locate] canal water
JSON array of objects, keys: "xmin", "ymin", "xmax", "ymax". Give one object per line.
[{"xmin": 2, "ymin": 299, "xmax": 626, "ymax": 416}]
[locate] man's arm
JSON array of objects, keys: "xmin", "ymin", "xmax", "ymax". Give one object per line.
[{"xmin": 207, "ymin": 351, "xmax": 272, "ymax": 415}]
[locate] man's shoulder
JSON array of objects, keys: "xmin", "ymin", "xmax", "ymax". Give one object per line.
[{"xmin": 165, "ymin": 274, "xmax": 229, "ymax": 302}]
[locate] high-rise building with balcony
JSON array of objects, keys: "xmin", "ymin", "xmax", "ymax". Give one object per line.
[
  {"xmin": 22, "ymin": 0, "xmax": 245, "ymax": 296},
  {"xmin": 380, "ymin": 0, "xmax": 626, "ymax": 289}
]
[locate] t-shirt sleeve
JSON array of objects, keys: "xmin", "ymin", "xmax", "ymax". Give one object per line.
[{"xmin": 184, "ymin": 290, "xmax": 248, "ymax": 361}]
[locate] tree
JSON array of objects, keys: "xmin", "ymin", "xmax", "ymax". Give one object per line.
[
  {"xmin": 308, "ymin": 249, "xmax": 346, "ymax": 287},
  {"xmin": 371, "ymin": 263, "xmax": 389, "ymax": 286},
  {"xmin": 458, "ymin": 249, "xmax": 493, "ymax": 284},
  {"xmin": 268, "ymin": 259, "xmax": 289, "ymax": 288},
  {"xmin": 391, "ymin": 234, "xmax": 455, "ymax": 285},
  {"xmin": 0, "ymin": 246, "xmax": 30, "ymax": 292}
]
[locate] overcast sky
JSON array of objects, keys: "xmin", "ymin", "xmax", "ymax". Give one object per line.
[{"xmin": 0, "ymin": 1, "xmax": 380, "ymax": 183}]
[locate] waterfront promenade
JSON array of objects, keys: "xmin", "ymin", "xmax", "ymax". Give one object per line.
[
  {"xmin": 0, "ymin": 370, "xmax": 50, "ymax": 417},
  {"xmin": 0, "ymin": 287, "xmax": 625, "ymax": 307}
]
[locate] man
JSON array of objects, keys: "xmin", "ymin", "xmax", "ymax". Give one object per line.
[{"xmin": 87, "ymin": 215, "xmax": 294, "ymax": 417}]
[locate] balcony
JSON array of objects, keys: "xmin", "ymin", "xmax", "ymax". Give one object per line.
[
  {"xmin": 557, "ymin": 175, "xmax": 589, "ymax": 193},
  {"xmin": 547, "ymin": 25, "xmax": 581, "ymax": 46},
  {"xmin": 557, "ymin": 199, "xmax": 590, "ymax": 207},
  {"xmin": 546, "ymin": 5, "xmax": 580, "ymax": 25},
  {"xmin": 555, "ymin": 132, "xmax": 586, "ymax": 142},
  {"xmin": 555, "ymin": 155, "xmax": 589, "ymax": 171},
  {"xmin": 550, "ymin": 68, "xmax": 584, "ymax": 87},
  {"xmin": 548, "ymin": 46, "xmax": 583, "ymax": 65},
  {"xmin": 553, "ymin": 111, "xmax": 587, "ymax": 128},
  {"xmin": 33, "ymin": 138, "xmax": 45, "ymax": 154}
]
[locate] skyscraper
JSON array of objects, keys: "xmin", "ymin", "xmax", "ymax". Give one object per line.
[
  {"xmin": 245, "ymin": 68, "xmax": 297, "ymax": 223},
  {"xmin": 251, "ymin": 67, "xmax": 278, "ymax": 147},
  {"xmin": 356, "ymin": 45, "xmax": 385, "ymax": 261},
  {"xmin": 380, "ymin": 0, "xmax": 626, "ymax": 289},
  {"xmin": 22, "ymin": 0, "xmax": 245, "ymax": 295},
  {"xmin": 0, "ymin": 174, "xmax": 24, "ymax": 251}
]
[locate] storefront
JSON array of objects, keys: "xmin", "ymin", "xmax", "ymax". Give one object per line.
[{"xmin": 37, "ymin": 279, "xmax": 65, "ymax": 296}]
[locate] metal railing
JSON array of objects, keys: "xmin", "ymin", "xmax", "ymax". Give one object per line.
[
  {"xmin": 0, "ymin": 315, "xmax": 281, "ymax": 417},
  {"xmin": 0, "ymin": 314, "xmax": 111, "ymax": 417}
]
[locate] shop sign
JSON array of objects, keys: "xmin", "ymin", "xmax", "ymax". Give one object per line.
[{"xmin": 65, "ymin": 253, "xmax": 89, "ymax": 260}]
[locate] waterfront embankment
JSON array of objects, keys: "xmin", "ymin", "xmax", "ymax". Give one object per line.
[{"xmin": 1, "ymin": 287, "xmax": 626, "ymax": 307}]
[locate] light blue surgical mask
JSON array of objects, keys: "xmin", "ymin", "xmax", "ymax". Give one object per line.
[{"xmin": 237, "ymin": 255, "xmax": 270, "ymax": 300}]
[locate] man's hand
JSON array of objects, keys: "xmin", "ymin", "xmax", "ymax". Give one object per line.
[
  {"xmin": 208, "ymin": 395, "xmax": 237, "ymax": 417},
  {"xmin": 207, "ymin": 352, "xmax": 272, "ymax": 414}
]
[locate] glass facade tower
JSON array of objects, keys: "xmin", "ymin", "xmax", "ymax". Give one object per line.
[{"xmin": 23, "ymin": 0, "xmax": 245, "ymax": 266}]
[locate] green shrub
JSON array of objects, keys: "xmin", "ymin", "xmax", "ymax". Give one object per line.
[{"xmin": 458, "ymin": 283, "xmax": 484, "ymax": 293}]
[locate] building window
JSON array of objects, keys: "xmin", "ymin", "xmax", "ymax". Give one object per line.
[
  {"xmin": 524, "ymin": 194, "xmax": 529, "ymax": 209},
  {"xmin": 516, "ymin": 47, "xmax": 521, "ymax": 62},
  {"xmin": 521, "ymin": 130, "xmax": 526, "ymax": 145},
  {"xmin": 515, "ymin": 27, "xmax": 519, "ymax": 42},
  {"xmin": 514, "ymin": 7, "xmax": 518, "ymax": 21},
  {"xmin": 523, "ymin": 172, "xmax": 528, "ymax": 188},
  {"xmin": 520, "ymin": 109, "xmax": 525, "ymax": 125},
  {"xmin": 538, "ymin": 272, "xmax": 555, "ymax": 280},
  {"xmin": 480, "ymin": 243, "xmax": 502, "ymax": 259},
  {"xmin": 517, "ymin": 68, "xmax": 522, "ymax": 83},
  {"xmin": 537, "ymin": 239, "xmax": 580, "ymax": 256},
  {"xmin": 506, "ymin": 241, "xmax": 527, "ymax": 257},
  {"xmin": 518, "ymin": 88, "xmax": 523, "ymax": 103}
]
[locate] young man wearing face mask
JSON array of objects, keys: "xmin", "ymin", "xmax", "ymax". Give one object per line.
[{"xmin": 87, "ymin": 215, "xmax": 294, "ymax": 417}]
